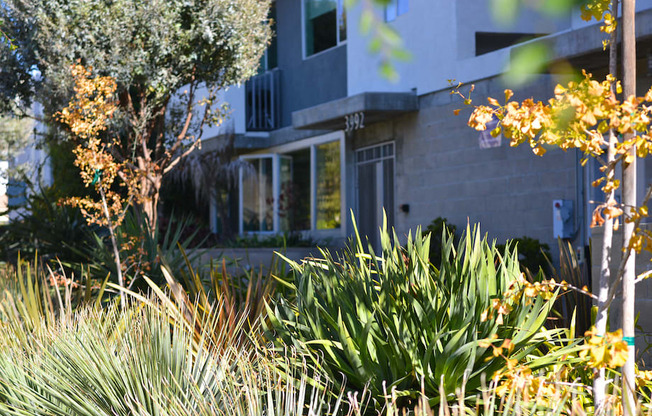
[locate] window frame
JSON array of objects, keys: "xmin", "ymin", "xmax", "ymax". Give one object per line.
[
  {"xmin": 301, "ymin": 0, "xmax": 347, "ymax": 60},
  {"xmin": 238, "ymin": 131, "xmax": 346, "ymax": 235},
  {"xmin": 385, "ymin": 0, "xmax": 408, "ymax": 22}
]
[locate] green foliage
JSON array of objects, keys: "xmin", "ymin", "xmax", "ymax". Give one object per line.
[
  {"xmin": 140, "ymin": 249, "xmax": 278, "ymax": 350},
  {"xmin": 0, "ymin": 184, "xmax": 93, "ymax": 263},
  {"xmin": 266, "ymin": 219, "xmax": 562, "ymax": 409},
  {"xmin": 0, "ymin": 0, "xmax": 272, "ymax": 118},
  {"xmin": 78, "ymin": 210, "xmax": 201, "ymax": 289},
  {"xmin": 0, "ymin": 303, "xmax": 346, "ymax": 416},
  {"xmin": 497, "ymin": 236, "xmax": 552, "ymax": 278},
  {"xmin": 228, "ymin": 232, "xmax": 317, "ymax": 248},
  {"xmin": 421, "ymin": 217, "xmax": 457, "ymax": 268},
  {"xmin": 0, "ymin": 254, "xmax": 108, "ymax": 332},
  {"xmin": 46, "ymin": 135, "xmax": 89, "ymax": 199},
  {"xmin": 550, "ymin": 239, "xmax": 592, "ymax": 336}
]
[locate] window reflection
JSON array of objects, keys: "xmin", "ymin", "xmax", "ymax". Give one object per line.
[
  {"xmin": 315, "ymin": 141, "xmax": 341, "ymax": 229},
  {"xmin": 242, "ymin": 158, "xmax": 274, "ymax": 232}
]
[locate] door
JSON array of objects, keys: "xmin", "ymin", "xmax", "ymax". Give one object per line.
[{"xmin": 356, "ymin": 143, "xmax": 394, "ymax": 253}]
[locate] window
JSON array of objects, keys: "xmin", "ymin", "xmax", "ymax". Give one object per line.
[
  {"xmin": 475, "ymin": 32, "xmax": 546, "ymax": 56},
  {"xmin": 239, "ymin": 134, "xmax": 344, "ymax": 234},
  {"xmin": 385, "ymin": 0, "xmax": 408, "ymax": 22},
  {"xmin": 315, "ymin": 141, "xmax": 341, "ymax": 229},
  {"xmin": 355, "ymin": 143, "xmax": 395, "ymax": 251},
  {"xmin": 304, "ymin": 0, "xmax": 346, "ymax": 57},
  {"xmin": 241, "ymin": 157, "xmax": 274, "ymax": 232}
]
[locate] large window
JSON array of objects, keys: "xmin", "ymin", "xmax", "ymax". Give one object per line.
[
  {"xmin": 304, "ymin": 0, "xmax": 346, "ymax": 57},
  {"xmin": 239, "ymin": 134, "xmax": 344, "ymax": 234}
]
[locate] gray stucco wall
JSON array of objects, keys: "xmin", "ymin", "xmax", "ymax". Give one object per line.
[
  {"xmin": 350, "ymin": 74, "xmax": 579, "ymax": 261},
  {"xmin": 275, "ymin": 0, "xmax": 347, "ymax": 127}
]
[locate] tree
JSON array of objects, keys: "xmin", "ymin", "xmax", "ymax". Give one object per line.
[
  {"xmin": 0, "ymin": 0, "xmax": 272, "ymax": 234},
  {"xmin": 459, "ymin": 0, "xmax": 643, "ymax": 412}
]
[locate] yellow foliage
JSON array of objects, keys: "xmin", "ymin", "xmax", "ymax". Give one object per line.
[
  {"xmin": 580, "ymin": 328, "xmax": 629, "ymax": 369},
  {"xmin": 57, "ymin": 65, "xmax": 141, "ymax": 228}
]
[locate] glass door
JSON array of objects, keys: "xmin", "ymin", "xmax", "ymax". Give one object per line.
[{"xmin": 356, "ymin": 143, "xmax": 394, "ymax": 252}]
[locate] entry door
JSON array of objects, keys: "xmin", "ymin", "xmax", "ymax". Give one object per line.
[{"xmin": 356, "ymin": 143, "xmax": 394, "ymax": 253}]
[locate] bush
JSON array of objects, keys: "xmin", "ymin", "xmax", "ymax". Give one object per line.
[
  {"xmin": 76, "ymin": 210, "xmax": 202, "ymax": 290},
  {"xmin": 421, "ymin": 217, "xmax": 457, "ymax": 268},
  {"xmin": 497, "ymin": 236, "xmax": 552, "ymax": 278},
  {"xmin": 266, "ymin": 220, "xmax": 562, "ymax": 409},
  {"xmin": 0, "ymin": 185, "xmax": 93, "ymax": 264}
]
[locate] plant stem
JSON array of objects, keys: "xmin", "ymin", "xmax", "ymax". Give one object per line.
[{"xmin": 99, "ymin": 186, "xmax": 125, "ymax": 309}]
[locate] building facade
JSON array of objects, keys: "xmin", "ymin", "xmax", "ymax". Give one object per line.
[{"xmin": 200, "ymin": 0, "xmax": 652, "ymax": 264}]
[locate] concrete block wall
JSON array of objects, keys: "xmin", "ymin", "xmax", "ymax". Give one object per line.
[{"xmin": 351, "ymin": 74, "xmax": 579, "ymax": 260}]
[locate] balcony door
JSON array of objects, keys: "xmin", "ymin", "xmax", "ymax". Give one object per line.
[{"xmin": 356, "ymin": 143, "xmax": 395, "ymax": 253}]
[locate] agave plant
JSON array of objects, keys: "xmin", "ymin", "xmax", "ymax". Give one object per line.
[
  {"xmin": 266, "ymin": 218, "xmax": 565, "ymax": 409},
  {"xmin": 0, "ymin": 298, "xmax": 354, "ymax": 416}
]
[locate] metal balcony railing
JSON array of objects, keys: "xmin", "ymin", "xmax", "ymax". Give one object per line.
[{"xmin": 245, "ymin": 69, "xmax": 281, "ymax": 132}]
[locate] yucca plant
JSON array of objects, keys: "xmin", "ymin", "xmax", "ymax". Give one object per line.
[
  {"xmin": 70, "ymin": 209, "xmax": 202, "ymax": 291},
  {"xmin": 115, "ymin": 246, "xmax": 278, "ymax": 353},
  {"xmin": 0, "ymin": 296, "xmax": 355, "ymax": 416},
  {"xmin": 266, "ymin": 219, "xmax": 565, "ymax": 409},
  {"xmin": 0, "ymin": 254, "xmax": 108, "ymax": 331}
]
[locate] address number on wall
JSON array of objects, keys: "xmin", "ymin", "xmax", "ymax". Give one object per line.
[{"xmin": 344, "ymin": 112, "xmax": 365, "ymax": 132}]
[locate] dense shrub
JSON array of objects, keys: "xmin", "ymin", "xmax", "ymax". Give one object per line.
[{"xmin": 267, "ymin": 221, "xmax": 562, "ymax": 408}]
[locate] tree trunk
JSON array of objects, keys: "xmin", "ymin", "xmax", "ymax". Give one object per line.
[
  {"xmin": 622, "ymin": 0, "xmax": 637, "ymax": 414},
  {"xmin": 140, "ymin": 172, "xmax": 162, "ymax": 240}
]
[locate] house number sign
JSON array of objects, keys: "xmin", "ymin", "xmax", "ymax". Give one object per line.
[{"xmin": 344, "ymin": 112, "xmax": 365, "ymax": 132}]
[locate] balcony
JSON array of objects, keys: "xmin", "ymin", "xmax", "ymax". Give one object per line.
[{"xmin": 245, "ymin": 69, "xmax": 281, "ymax": 132}]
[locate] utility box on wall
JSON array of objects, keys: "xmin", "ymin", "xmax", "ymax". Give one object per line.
[{"xmin": 553, "ymin": 199, "xmax": 574, "ymax": 239}]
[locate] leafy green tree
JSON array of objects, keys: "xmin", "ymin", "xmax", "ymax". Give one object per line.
[{"xmin": 0, "ymin": 0, "xmax": 272, "ymax": 233}]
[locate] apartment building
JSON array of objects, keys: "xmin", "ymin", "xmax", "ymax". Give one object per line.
[{"xmin": 200, "ymin": 0, "xmax": 652, "ymax": 259}]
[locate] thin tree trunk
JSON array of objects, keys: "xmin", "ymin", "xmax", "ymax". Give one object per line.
[
  {"xmin": 621, "ymin": 0, "xmax": 637, "ymax": 414},
  {"xmin": 594, "ymin": 1, "xmax": 620, "ymax": 408},
  {"xmin": 139, "ymin": 170, "xmax": 161, "ymax": 240},
  {"xmin": 100, "ymin": 187, "xmax": 125, "ymax": 309}
]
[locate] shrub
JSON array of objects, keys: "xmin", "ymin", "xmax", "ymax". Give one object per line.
[
  {"xmin": 0, "ymin": 185, "xmax": 93, "ymax": 264},
  {"xmin": 497, "ymin": 236, "xmax": 552, "ymax": 278},
  {"xmin": 0, "ymin": 302, "xmax": 347, "ymax": 416},
  {"xmin": 266, "ymin": 220, "xmax": 562, "ymax": 409},
  {"xmin": 421, "ymin": 217, "xmax": 457, "ymax": 268}
]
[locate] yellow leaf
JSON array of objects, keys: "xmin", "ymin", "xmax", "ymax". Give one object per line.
[
  {"xmin": 591, "ymin": 345, "xmax": 607, "ymax": 365},
  {"xmin": 532, "ymin": 146, "xmax": 547, "ymax": 156},
  {"xmin": 504, "ymin": 89, "xmax": 514, "ymax": 101}
]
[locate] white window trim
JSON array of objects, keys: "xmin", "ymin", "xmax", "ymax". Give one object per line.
[
  {"xmin": 301, "ymin": 0, "xmax": 347, "ymax": 60},
  {"xmin": 239, "ymin": 131, "xmax": 346, "ymax": 235}
]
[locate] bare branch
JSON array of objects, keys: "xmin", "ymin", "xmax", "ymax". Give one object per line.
[
  {"xmin": 603, "ymin": 183, "xmax": 652, "ymax": 311},
  {"xmin": 163, "ymin": 138, "xmax": 202, "ymax": 175}
]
